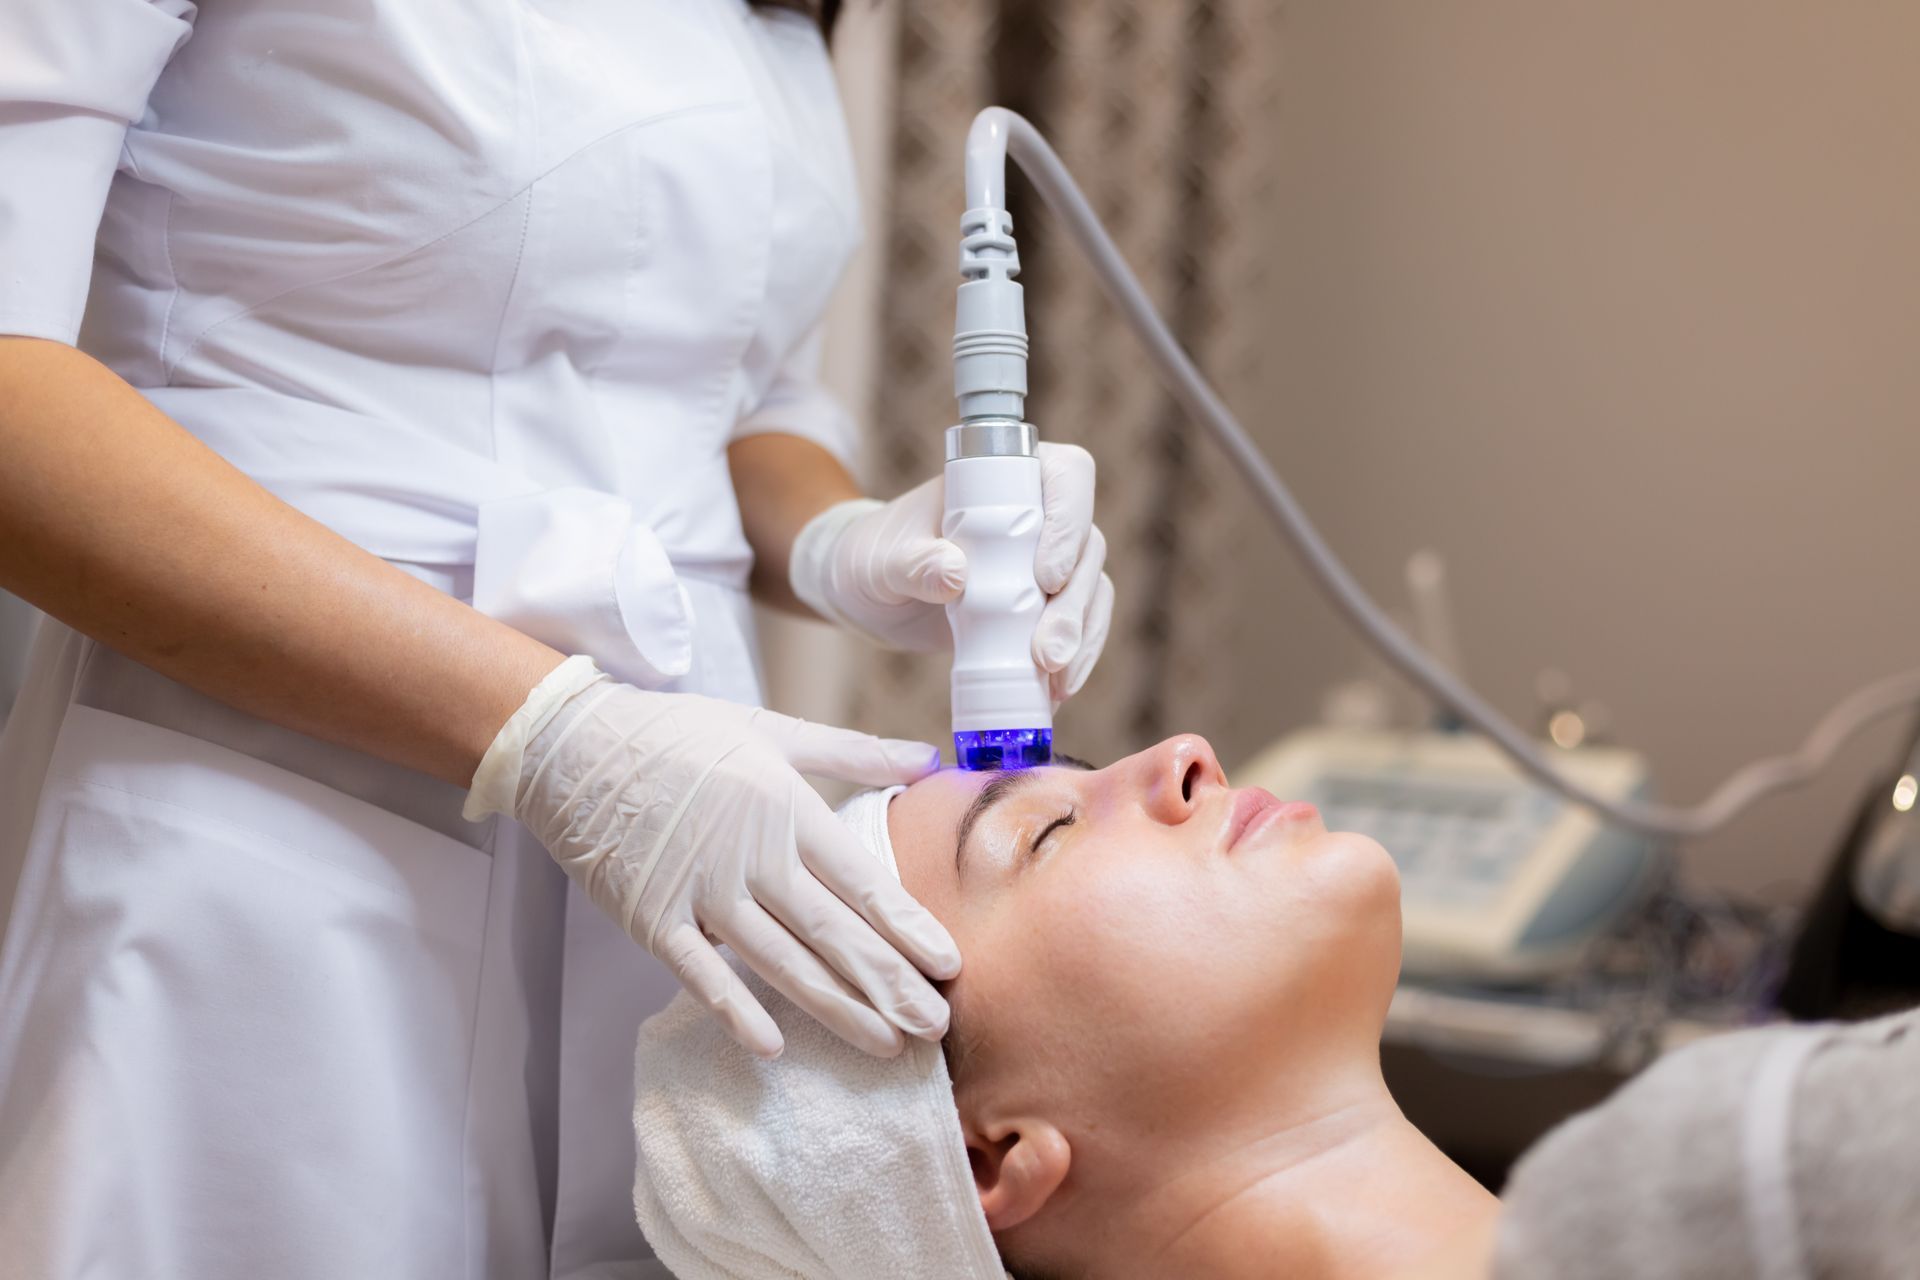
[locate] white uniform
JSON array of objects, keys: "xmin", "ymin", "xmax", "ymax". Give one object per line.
[{"xmin": 0, "ymin": 1, "xmax": 859, "ymax": 1275}]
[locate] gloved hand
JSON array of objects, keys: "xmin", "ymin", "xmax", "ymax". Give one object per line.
[
  {"xmin": 464, "ymin": 656, "xmax": 959, "ymax": 1059},
  {"xmin": 788, "ymin": 441, "xmax": 1113, "ymax": 703}
]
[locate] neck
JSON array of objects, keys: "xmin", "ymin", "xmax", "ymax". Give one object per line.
[{"xmin": 1093, "ymin": 1071, "xmax": 1498, "ymax": 1280}]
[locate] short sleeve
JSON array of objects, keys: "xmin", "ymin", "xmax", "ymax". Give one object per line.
[
  {"xmin": 0, "ymin": 0, "xmax": 197, "ymax": 343},
  {"xmin": 730, "ymin": 326, "xmax": 860, "ymax": 468}
]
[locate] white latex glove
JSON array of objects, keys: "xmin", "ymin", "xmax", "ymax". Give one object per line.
[
  {"xmin": 465, "ymin": 656, "xmax": 959, "ymax": 1059},
  {"xmin": 789, "ymin": 441, "xmax": 1114, "ymax": 702}
]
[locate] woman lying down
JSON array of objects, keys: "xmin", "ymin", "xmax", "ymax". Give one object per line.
[{"xmin": 632, "ymin": 736, "xmax": 1920, "ymax": 1280}]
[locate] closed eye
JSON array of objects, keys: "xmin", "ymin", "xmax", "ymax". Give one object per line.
[{"xmin": 1028, "ymin": 809, "xmax": 1076, "ymax": 861}]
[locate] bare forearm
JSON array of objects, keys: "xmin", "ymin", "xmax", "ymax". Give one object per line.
[
  {"xmin": 0, "ymin": 337, "xmax": 561, "ymax": 787},
  {"xmin": 727, "ymin": 432, "xmax": 861, "ymax": 615}
]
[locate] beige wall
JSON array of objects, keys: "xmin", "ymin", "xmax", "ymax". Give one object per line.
[
  {"xmin": 1249, "ymin": 2, "xmax": 1920, "ymax": 893},
  {"xmin": 794, "ymin": 2, "xmax": 1919, "ymax": 897}
]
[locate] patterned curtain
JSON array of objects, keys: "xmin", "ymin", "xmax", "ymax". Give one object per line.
[{"xmin": 851, "ymin": 0, "xmax": 1284, "ymax": 765}]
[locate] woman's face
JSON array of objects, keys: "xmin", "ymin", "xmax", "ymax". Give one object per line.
[{"xmin": 887, "ymin": 734, "xmax": 1403, "ymax": 1146}]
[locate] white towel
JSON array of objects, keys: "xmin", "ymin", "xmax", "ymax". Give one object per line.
[{"xmin": 632, "ymin": 786, "xmax": 1008, "ymax": 1280}]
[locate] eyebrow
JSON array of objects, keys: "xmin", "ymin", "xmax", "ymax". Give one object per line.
[{"xmin": 954, "ymin": 768, "xmax": 1047, "ymax": 878}]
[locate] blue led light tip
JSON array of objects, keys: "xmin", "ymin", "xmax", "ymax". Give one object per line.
[{"xmin": 955, "ymin": 728, "xmax": 1053, "ymax": 771}]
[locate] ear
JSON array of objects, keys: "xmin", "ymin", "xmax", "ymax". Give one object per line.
[{"xmin": 966, "ymin": 1116, "xmax": 1072, "ymax": 1231}]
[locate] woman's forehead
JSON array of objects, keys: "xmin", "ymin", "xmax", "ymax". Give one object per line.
[
  {"xmin": 902, "ymin": 762, "xmax": 1081, "ymax": 817},
  {"xmin": 894, "ymin": 766, "xmax": 1007, "ymax": 835}
]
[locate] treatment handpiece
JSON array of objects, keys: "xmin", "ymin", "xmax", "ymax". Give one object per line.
[{"xmin": 946, "ymin": 112, "xmax": 1051, "ymax": 771}]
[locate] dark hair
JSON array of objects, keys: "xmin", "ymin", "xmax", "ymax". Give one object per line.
[{"xmin": 748, "ymin": 0, "xmax": 840, "ymax": 39}]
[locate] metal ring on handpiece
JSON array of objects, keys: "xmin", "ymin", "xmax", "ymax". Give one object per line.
[{"xmin": 945, "ymin": 419, "xmax": 1038, "ymax": 461}]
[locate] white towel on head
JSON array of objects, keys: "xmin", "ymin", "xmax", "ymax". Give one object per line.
[{"xmin": 632, "ymin": 785, "xmax": 1008, "ymax": 1280}]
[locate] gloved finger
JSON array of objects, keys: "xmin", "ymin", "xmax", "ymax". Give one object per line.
[
  {"xmin": 1033, "ymin": 442, "xmax": 1096, "ymax": 595},
  {"xmin": 880, "ymin": 535, "xmax": 968, "ymax": 607},
  {"xmin": 658, "ymin": 922, "xmax": 785, "ymax": 1059},
  {"xmin": 793, "ymin": 790, "xmax": 963, "ymax": 983},
  {"xmin": 751, "ymin": 708, "xmax": 941, "ymax": 785},
  {"xmin": 1052, "ymin": 572, "xmax": 1114, "ymax": 704},
  {"xmin": 715, "ymin": 903, "xmax": 906, "ymax": 1058},
  {"xmin": 1032, "ymin": 523, "xmax": 1108, "ymax": 673},
  {"xmin": 756, "ymin": 860, "xmax": 951, "ymax": 1042}
]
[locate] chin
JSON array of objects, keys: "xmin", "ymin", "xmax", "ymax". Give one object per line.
[
  {"xmin": 1305, "ymin": 829, "xmax": 1404, "ymax": 978},
  {"xmin": 1305, "ymin": 829, "xmax": 1401, "ymax": 909},
  {"xmin": 1326, "ymin": 830, "xmax": 1406, "ymax": 1009}
]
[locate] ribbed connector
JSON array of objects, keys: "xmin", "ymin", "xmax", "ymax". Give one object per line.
[
  {"xmin": 958, "ymin": 207, "xmax": 1019, "ymax": 280},
  {"xmin": 954, "ymin": 207, "xmax": 1029, "ymax": 422}
]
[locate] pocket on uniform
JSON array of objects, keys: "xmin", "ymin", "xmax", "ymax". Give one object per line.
[{"xmin": 0, "ymin": 705, "xmax": 490, "ymax": 1278}]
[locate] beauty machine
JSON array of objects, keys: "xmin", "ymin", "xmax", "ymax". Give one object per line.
[{"xmin": 944, "ymin": 106, "xmax": 1920, "ymax": 856}]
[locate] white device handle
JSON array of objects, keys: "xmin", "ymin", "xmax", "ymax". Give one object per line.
[{"xmin": 944, "ymin": 452, "xmax": 1051, "ymax": 737}]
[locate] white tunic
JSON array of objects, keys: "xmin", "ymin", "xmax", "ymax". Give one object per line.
[{"xmin": 0, "ymin": 1, "xmax": 860, "ymax": 1275}]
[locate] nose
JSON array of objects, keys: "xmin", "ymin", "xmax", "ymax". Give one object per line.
[{"xmin": 1133, "ymin": 734, "xmax": 1227, "ymax": 825}]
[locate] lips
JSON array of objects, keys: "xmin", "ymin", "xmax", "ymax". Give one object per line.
[{"xmin": 1225, "ymin": 787, "xmax": 1318, "ymax": 851}]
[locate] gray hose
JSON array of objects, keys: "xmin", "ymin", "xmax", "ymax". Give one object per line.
[{"xmin": 979, "ymin": 106, "xmax": 1920, "ymax": 840}]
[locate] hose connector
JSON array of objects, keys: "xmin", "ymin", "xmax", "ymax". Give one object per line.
[{"xmin": 954, "ymin": 207, "xmax": 1029, "ymax": 423}]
